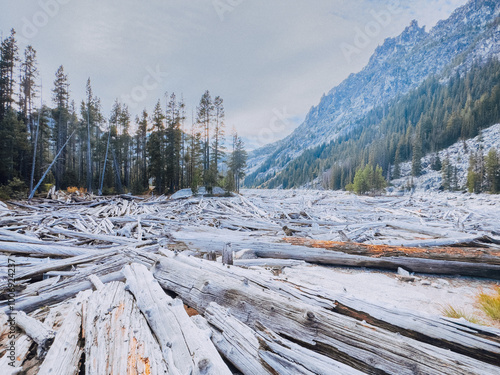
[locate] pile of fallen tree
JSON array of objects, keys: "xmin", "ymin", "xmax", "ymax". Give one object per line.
[{"xmin": 0, "ymin": 192, "xmax": 499, "ymax": 374}]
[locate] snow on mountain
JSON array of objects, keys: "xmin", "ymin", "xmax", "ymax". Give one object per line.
[
  {"xmin": 391, "ymin": 123, "xmax": 500, "ymax": 192},
  {"xmin": 247, "ymin": 0, "xmax": 500, "ymax": 185}
]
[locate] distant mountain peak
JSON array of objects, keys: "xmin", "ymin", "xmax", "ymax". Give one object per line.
[{"xmin": 246, "ymin": 0, "xmax": 500, "ymax": 188}]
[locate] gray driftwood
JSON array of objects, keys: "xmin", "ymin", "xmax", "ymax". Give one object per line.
[
  {"xmin": 124, "ymin": 263, "xmax": 231, "ymax": 375},
  {"xmin": 153, "ymin": 251, "xmax": 500, "ymax": 375}
]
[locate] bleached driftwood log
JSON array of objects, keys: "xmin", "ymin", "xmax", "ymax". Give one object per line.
[
  {"xmin": 282, "ymin": 237, "xmax": 500, "ymax": 264},
  {"xmin": 199, "ymin": 302, "xmax": 364, "ymax": 375},
  {"xmin": 152, "ymin": 252, "xmax": 500, "ymax": 375},
  {"xmin": 83, "ymin": 281, "xmax": 171, "ymax": 375},
  {"xmin": 124, "ymin": 263, "xmax": 231, "ymax": 375},
  {"xmin": 159, "ymin": 249, "xmax": 500, "ymax": 365},
  {"xmin": 0, "ymin": 334, "xmax": 32, "ymax": 374},
  {"xmin": 250, "ymin": 243, "xmax": 500, "ymax": 279},
  {"xmin": 46, "ymin": 226, "xmax": 141, "ymax": 245},
  {"xmin": 1, "ymin": 266, "xmax": 125, "ymax": 314},
  {"xmin": 13, "ymin": 250, "xmax": 118, "ymax": 281},
  {"xmin": 15, "ymin": 311, "xmax": 55, "ymax": 356},
  {"xmin": 0, "ymin": 241, "xmax": 98, "ymax": 257},
  {"xmin": 37, "ymin": 290, "xmax": 91, "ymax": 375}
]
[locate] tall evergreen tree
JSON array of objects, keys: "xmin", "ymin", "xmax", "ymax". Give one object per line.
[
  {"xmin": 52, "ymin": 65, "xmax": 69, "ymax": 189},
  {"xmin": 196, "ymin": 90, "xmax": 213, "ymax": 188},
  {"xmin": 147, "ymin": 100, "xmax": 165, "ymax": 194},
  {"xmin": 411, "ymin": 135, "xmax": 423, "ymax": 177},
  {"xmin": 165, "ymin": 93, "xmax": 183, "ymax": 192},
  {"xmin": 228, "ymin": 132, "xmax": 247, "ymax": 193},
  {"xmin": 19, "ymin": 45, "xmax": 38, "ymax": 137},
  {"xmin": 135, "ymin": 109, "xmax": 149, "ymax": 191},
  {"xmin": 485, "ymin": 148, "xmax": 500, "ymax": 193},
  {"xmin": 0, "ymin": 29, "xmax": 18, "ymax": 120},
  {"xmin": 211, "ymin": 95, "xmax": 225, "ymax": 182}
]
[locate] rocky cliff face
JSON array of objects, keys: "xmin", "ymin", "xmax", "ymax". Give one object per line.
[{"xmin": 247, "ymin": 0, "xmax": 500, "ymax": 185}]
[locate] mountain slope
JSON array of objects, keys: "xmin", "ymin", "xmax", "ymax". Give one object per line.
[{"xmin": 246, "ymin": 0, "xmax": 500, "ymax": 187}]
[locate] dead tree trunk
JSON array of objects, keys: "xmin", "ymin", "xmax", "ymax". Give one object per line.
[{"xmin": 152, "ymin": 251, "xmax": 500, "ymax": 375}]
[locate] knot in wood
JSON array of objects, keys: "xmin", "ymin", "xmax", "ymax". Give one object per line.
[{"xmin": 306, "ymin": 311, "xmax": 315, "ymax": 320}]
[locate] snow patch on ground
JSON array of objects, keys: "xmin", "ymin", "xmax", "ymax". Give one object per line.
[{"xmin": 391, "ymin": 123, "xmax": 500, "ymax": 191}]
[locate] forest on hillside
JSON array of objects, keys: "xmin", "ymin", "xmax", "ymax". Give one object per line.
[
  {"xmin": 245, "ymin": 58, "xmax": 500, "ymax": 193},
  {"xmin": 0, "ymin": 29, "xmax": 247, "ymax": 200}
]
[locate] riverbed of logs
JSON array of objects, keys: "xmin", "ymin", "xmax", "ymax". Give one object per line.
[{"xmin": 0, "ymin": 189, "xmax": 499, "ymax": 374}]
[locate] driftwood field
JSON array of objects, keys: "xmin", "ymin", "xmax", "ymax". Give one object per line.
[{"xmin": 0, "ymin": 188, "xmax": 499, "ymax": 374}]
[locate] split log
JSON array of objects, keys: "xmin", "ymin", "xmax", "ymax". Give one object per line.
[
  {"xmin": 83, "ymin": 281, "xmax": 171, "ymax": 375},
  {"xmin": 255, "ymin": 242, "xmax": 500, "ymax": 279},
  {"xmin": 15, "ymin": 311, "xmax": 55, "ymax": 357},
  {"xmin": 124, "ymin": 263, "xmax": 231, "ymax": 375},
  {"xmin": 37, "ymin": 290, "xmax": 91, "ymax": 375},
  {"xmin": 152, "ymin": 252, "xmax": 500, "ymax": 375},
  {"xmin": 199, "ymin": 302, "xmax": 364, "ymax": 375}
]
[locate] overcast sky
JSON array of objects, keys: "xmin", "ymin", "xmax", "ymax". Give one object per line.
[{"xmin": 1, "ymin": 0, "xmax": 468, "ymax": 149}]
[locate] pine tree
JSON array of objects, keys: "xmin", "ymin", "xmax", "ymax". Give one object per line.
[
  {"xmin": 0, "ymin": 29, "xmax": 18, "ymax": 120},
  {"xmin": 393, "ymin": 148, "xmax": 401, "ymax": 179},
  {"xmin": 147, "ymin": 100, "xmax": 165, "ymax": 194},
  {"xmin": 411, "ymin": 135, "xmax": 423, "ymax": 177},
  {"xmin": 485, "ymin": 148, "xmax": 500, "ymax": 193},
  {"xmin": 211, "ymin": 96, "xmax": 225, "ymax": 183},
  {"xmin": 228, "ymin": 132, "xmax": 247, "ymax": 194},
  {"xmin": 196, "ymin": 90, "xmax": 213, "ymax": 189},
  {"xmin": 135, "ymin": 109, "xmax": 148, "ymax": 191},
  {"xmin": 467, "ymin": 151, "xmax": 483, "ymax": 193},
  {"xmin": 165, "ymin": 93, "xmax": 183, "ymax": 192},
  {"xmin": 431, "ymin": 153, "xmax": 442, "ymax": 171},
  {"xmin": 19, "ymin": 46, "xmax": 38, "ymax": 137},
  {"xmin": 441, "ymin": 154, "xmax": 452, "ymax": 190},
  {"xmin": 52, "ymin": 65, "xmax": 69, "ymax": 189}
]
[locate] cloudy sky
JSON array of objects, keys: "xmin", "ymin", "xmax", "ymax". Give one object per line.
[{"xmin": 1, "ymin": 0, "xmax": 467, "ymax": 149}]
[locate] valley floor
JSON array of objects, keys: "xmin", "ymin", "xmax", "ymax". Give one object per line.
[{"xmin": 0, "ymin": 188, "xmax": 499, "ymax": 373}]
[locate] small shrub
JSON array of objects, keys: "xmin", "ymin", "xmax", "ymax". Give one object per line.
[
  {"xmin": 478, "ymin": 287, "xmax": 500, "ymax": 321},
  {"xmin": 0, "ymin": 178, "xmax": 28, "ymax": 200},
  {"xmin": 42, "ymin": 183, "xmax": 54, "ymax": 193},
  {"xmin": 441, "ymin": 304, "xmax": 481, "ymax": 324},
  {"xmin": 66, "ymin": 187, "xmax": 88, "ymax": 195}
]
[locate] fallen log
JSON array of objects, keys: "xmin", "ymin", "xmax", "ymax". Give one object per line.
[
  {"xmin": 15, "ymin": 311, "xmax": 55, "ymax": 357},
  {"xmin": 1, "ymin": 266, "xmax": 125, "ymax": 314},
  {"xmin": 159, "ymin": 249, "xmax": 500, "ymax": 365},
  {"xmin": 255, "ymin": 242, "xmax": 500, "ymax": 279},
  {"xmin": 283, "ymin": 237, "xmax": 500, "ymax": 264},
  {"xmin": 13, "ymin": 250, "xmax": 118, "ymax": 281},
  {"xmin": 46, "ymin": 226, "xmax": 140, "ymax": 245},
  {"xmin": 0, "ymin": 241, "xmax": 99, "ymax": 257},
  {"xmin": 124, "ymin": 263, "xmax": 231, "ymax": 375},
  {"xmin": 153, "ymin": 252, "xmax": 500, "ymax": 374},
  {"xmin": 0, "ymin": 333, "xmax": 32, "ymax": 374},
  {"xmin": 37, "ymin": 290, "xmax": 91, "ymax": 375},
  {"xmin": 83, "ymin": 281, "xmax": 171, "ymax": 375},
  {"xmin": 199, "ymin": 302, "xmax": 364, "ymax": 375}
]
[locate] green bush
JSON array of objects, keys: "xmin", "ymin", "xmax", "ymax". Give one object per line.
[
  {"xmin": 351, "ymin": 164, "xmax": 386, "ymax": 195},
  {"xmin": 0, "ymin": 178, "xmax": 28, "ymax": 200}
]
